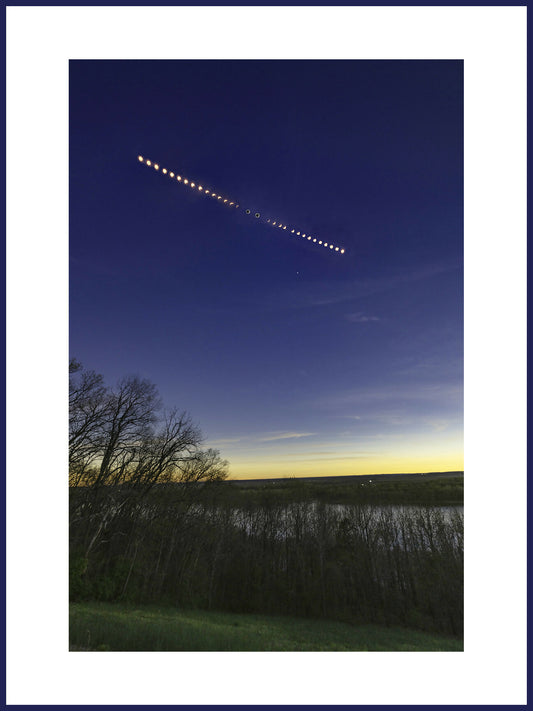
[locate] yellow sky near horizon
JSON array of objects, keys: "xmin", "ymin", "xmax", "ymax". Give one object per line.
[
  {"xmin": 208, "ymin": 427, "xmax": 463, "ymax": 480},
  {"xmin": 223, "ymin": 451, "xmax": 464, "ymax": 480}
]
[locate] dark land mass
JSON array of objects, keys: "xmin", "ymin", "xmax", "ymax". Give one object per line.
[
  {"xmin": 229, "ymin": 470, "xmax": 464, "ymax": 488},
  {"xmin": 215, "ymin": 470, "xmax": 464, "ymax": 507},
  {"xmin": 70, "ymin": 470, "xmax": 463, "ymax": 639},
  {"xmin": 71, "ymin": 471, "xmax": 463, "ymax": 506}
]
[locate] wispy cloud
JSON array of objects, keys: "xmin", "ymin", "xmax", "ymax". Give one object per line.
[
  {"xmin": 257, "ymin": 432, "xmax": 316, "ymax": 442},
  {"xmin": 345, "ymin": 312, "xmax": 380, "ymax": 323},
  {"xmin": 296, "ymin": 455, "xmax": 372, "ymax": 462},
  {"xmin": 283, "ymin": 452, "xmax": 376, "ymax": 460},
  {"xmin": 206, "ymin": 431, "xmax": 316, "ymax": 447},
  {"xmin": 256, "ymin": 263, "xmax": 459, "ymax": 312},
  {"xmin": 425, "ymin": 418, "xmax": 452, "ymax": 432},
  {"xmin": 317, "ymin": 382, "xmax": 463, "ymax": 409}
]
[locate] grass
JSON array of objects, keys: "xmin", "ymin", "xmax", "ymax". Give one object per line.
[{"xmin": 70, "ymin": 602, "xmax": 463, "ymax": 652}]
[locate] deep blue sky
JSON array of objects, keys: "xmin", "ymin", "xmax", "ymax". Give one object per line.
[{"xmin": 70, "ymin": 60, "xmax": 463, "ymax": 478}]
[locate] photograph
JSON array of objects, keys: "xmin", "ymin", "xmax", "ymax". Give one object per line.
[{"xmin": 68, "ymin": 59, "xmax": 464, "ymax": 652}]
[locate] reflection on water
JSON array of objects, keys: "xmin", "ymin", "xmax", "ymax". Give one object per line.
[{"xmin": 189, "ymin": 501, "xmax": 464, "ymax": 551}]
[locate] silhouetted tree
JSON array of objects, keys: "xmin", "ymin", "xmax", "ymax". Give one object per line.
[
  {"xmin": 69, "ymin": 358, "xmax": 108, "ymax": 486},
  {"xmin": 69, "ymin": 360, "xmax": 229, "ymax": 559},
  {"xmin": 69, "ymin": 361, "xmax": 228, "ymax": 492}
]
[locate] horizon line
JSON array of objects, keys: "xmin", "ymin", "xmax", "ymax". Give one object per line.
[{"xmin": 227, "ymin": 470, "xmax": 464, "ymax": 482}]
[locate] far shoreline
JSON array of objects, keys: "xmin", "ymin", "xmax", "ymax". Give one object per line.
[{"xmin": 228, "ymin": 470, "xmax": 464, "ymax": 487}]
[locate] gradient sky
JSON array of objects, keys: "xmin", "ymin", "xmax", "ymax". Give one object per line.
[{"xmin": 69, "ymin": 59, "xmax": 463, "ymax": 479}]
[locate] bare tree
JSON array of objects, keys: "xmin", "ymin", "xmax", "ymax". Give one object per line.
[
  {"xmin": 92, "ymin": 375, "xmax": 161, "ymax": 490},
  {"xmin": 177, "ymin": 447, "xmax": 229, "ymax": 485},
  {"xmin": 117, "ymin": 409, "xmax": 204, "ymax": 490},
  {"xmin": 69, "ymin": 361, "xmax": 230, "ymax": 559},
  {"xmin": 69, "ymin": 359, "xmax": 108, "ymax": 486},
  {"xmin": 69, "ymin": 361, "xmax": 229, "ymax": 492}
]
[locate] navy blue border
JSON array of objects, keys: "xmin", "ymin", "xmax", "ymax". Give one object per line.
[
  {"xmin": 1, "ymin": 0, "xmax": 530, "ymax": 4},
  {"xmin": 2, "ymin": 0, "xmax": 6, "ymax": 708}
]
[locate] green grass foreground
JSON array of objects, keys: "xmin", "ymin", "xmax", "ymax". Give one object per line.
[{"xmin": 70, "ymin": 602, "xmax": 463, "ymax": 652}]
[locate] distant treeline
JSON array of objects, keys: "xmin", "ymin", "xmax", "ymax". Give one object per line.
[
  {"xmin": 70, "ymin": 484, "xmax": 463, "ymax": 637},
  {"xmin": 221, "ymin": 475, "xmax": 464, "ymax": 507}
]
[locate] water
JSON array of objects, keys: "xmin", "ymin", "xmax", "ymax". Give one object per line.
[{"xmin": 192, "ymin": 501, "xmax": 464, "ymax": 550}]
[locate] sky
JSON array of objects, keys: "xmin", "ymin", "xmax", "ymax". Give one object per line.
[{"xmin": 69, "ymin": 59, "xmax": 463, "ymax": 479}]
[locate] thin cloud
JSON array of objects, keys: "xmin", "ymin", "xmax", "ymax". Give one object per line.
[
  {"xmin": 207, "ymin": 432, "xmax": 317, "ymax": 449},
  {"xmin": 296, "ymin": 455, "xmax": 372, "ymax": 462},
  {"xmin": 425, "ymin": 418, "xmax": 451, "ymax": 432},
  {"xmin": 257, "ymin": 432, "xmax": 316, "ymax": 442},
  {"xmin": 283, "ymin": 451, "xmax": 338, "ymax": 458},
  {"xmin": 316, "ymin": 382, "xmax": 463, "ymax": 409},
  {"xmin": 345, "ymin": 312, "xmax": 380, "ymax": 323},
  {"xmin": 257, "ymin": 263, "xmax": 459, "ymax": 312}
]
